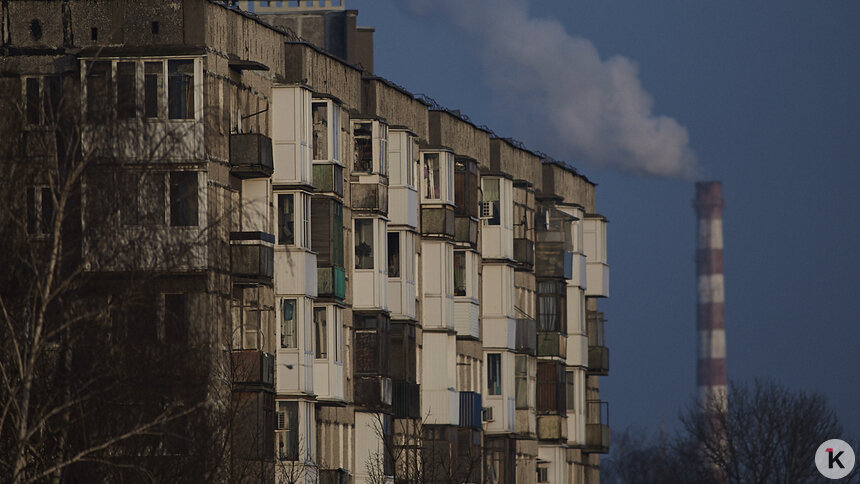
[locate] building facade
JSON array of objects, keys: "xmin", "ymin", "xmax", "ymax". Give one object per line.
[{"xmin": 1, "ymin": 1, "xmax": 610, "ymax": 482}]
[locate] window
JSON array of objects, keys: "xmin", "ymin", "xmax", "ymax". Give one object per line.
[
  {"xmin": 515, "ymin": 355, "xmax": 528, "ymax": 409},
  {"xmin": 566, "ymin": 371, "xmax": 576, "ymax": 412},
  {"xmin": 487, "ymin": 353, "xmax": 501, "ymax": 395},
  {"xmin": 312, "ymin": 101, "xmax": 328, "ymax": 161},
  {"xmin": 353, "ymin": 122, "xmax": 372, "ymax": 173},
  {"xmin": 334, "ymin": 308, "xmax": 342, "ymax": 363},
  {"xmin": 314, "ymin": 307, "xmax": 327, "ymax": 359},
  {"xmin": 276, "ymin": 401, "xmax": 299, "ymax": 460},
  {"xmin": 278, "ymin": 194, "xmax": 294, "ymax": 245},
  {"xmin": 354, "ymin": 219, "xmax": 374, "ymax": 269},
  {"xmin": 537, "ymin": 465, "xmax": 548, "ymax": 483},
  {"xmin": 405, "ymin": 136, "xmax": 414, "ymax": 186},
  {"xmin": 167, "ymin": 60, "xmax": 194, "ymax": 119},
  {"xmin": 164, "ymin": 293, "xmax": 188, "ymax": 345},
  {"xmin": 453, "ymin": 251, "xmax": 466, "ymax": 297},
  {"xmin": 26, "ymin": 186, "xmax": 53, "ymax": 237},
  {"xmin": 242, "ymin": 307, "xmax": 261, "ymax": 350},
  {"xmin": 169, "ymin": 172, "xmax": 198, "ymax": 226},
  {"xmin": 91, "ymin": 27, "xmax": 98, "ymax": 41},
  {"xmin": 388, "ymin": 232, "xmax": 400, "ymax": 278},
  {"xmin": 86, "ymin": 61, "xmax": 110, "ymax": 120},
  {"xmin": 483, "ymin": 178, "xmax": 501, "ymax": 226},
  {"xmin": 423, "ymin": 153, "xmax": 440, "ymax": 200},
  {"xmin": 537, "ymin": 361, "xmax": 565, "ymax": 414},
  {"xmin": 144, "ymin": 62, "xmax": 163, "ymax": 118},
  {"xmin": 26, "ymin": 78, "xmax": 40, "ymax": 125},
  {"xmin": 120, "ymin": 173, "xmax": 165, "ymax": 225},
  {"xmin": 302, "ymin": 195, "xmax": 311, "ymax": 248},
  {"xmin": 455, "ymin": 158, "xmax": 479, "ymax": 217},
  {"xmin": 281, "ymin": 299, "xmax": 297, "ymax": 348},
  {"xmin": 537, "ymin": 280, "xmax": 565, "ymax": 332},
  {"xmin": 378, "ymin": 124, "xmax": 388, "ymax": 176},
  {"xmin": 333, "ymin": 202, "xmax": 344, "ymax": 266},
  {"xmin": 116, "ymin": 62, "xmax": 136, "ymax": 119}
]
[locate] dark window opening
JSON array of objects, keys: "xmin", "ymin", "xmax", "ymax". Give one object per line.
[
  {"xmin": 117, "ymin": 62, "xmax": 137, "ymax": 119},
  {"xmin": 91, "ymin": 27, "xmax": 98, "ymax": 41},
  {"xmin": 151, "ymin": 21, "xmax": 160, "ymax": 34},
  {"xmin": 26, "ymin": 187, "xmax": 53, "ymax": 236},
  {"xmin": 453, "ymin": 251, "xmax": 466, "ymax": 296},
  {"xmin": 167, "ymin": 60, "xmax": 194, "ymax": 119},
  {"xmin": 169, "ymin": 172, "xmax": 198, "ymax": 226},
  {"xmin": 26, "ymin": 78, "xmax": 40, "ymax": 125},
  {"xmin": 144, "ymin": 62, "xmax": 162, "ymax": 118},
  {"xmin": 388, "ymin": 232, "xmax": 400, "ymax": 278},
  {"xmin": 281, "ymin": 299, "xmax": 296, "ymax": 348},
  {"xmin": 29, "ymin": 19, "xmax": 42, "ymax": 41},
  {"xmin": 86, "ymin": 61, "xmax": 111, "ymax": 120},
  {"xmin": 277, "ymin": 194, "xmax": 295, "ymax": 245},
  {"xmin": 314, "ymin": 307, "xmax": 327, "ymax": 359},
  {"xmin": 487, "ymin": 353, "xmax": 501, "ymax": 395},
  {"xmin": 277, "ymin": 401, "xmax": 299, "ymax": 461},
  {"xmin": 537, "ymin": 280, "xmax": 565, "ymax": 333},
  {"xmin": 353, "ymin": 122, "xmax": 372, "ymax": 173},
  {"xmin": 354, "ymin": 219, "xmax": 374, "ymax": 269}
]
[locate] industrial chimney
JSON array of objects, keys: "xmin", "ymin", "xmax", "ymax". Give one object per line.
[{"xmin": 694, "ymin": 182, "xmax": 726, "ymax": 407}]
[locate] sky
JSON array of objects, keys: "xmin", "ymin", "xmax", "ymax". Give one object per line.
[{"xmin": 349, "ymin": 0, "xmax": 860, "ymax": 439}]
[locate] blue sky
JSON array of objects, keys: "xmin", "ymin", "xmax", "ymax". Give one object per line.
[{"xmin": 350, "ymin": 0, "xmax": 860, "ymax": 438}]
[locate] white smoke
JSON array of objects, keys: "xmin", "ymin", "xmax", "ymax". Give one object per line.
[{"xmin": 407, "ymin": 0, "xmax": 699, "ymax": 179}]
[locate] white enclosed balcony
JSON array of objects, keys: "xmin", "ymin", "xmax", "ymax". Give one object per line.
[
  {"xmin": 275, "ymin": 297, "xmax": 315, "ymax": 396},
  {"xmin": 421, "ymin": 332, "xmax": 459, "ymax": 426},
  {"xmin": 583, "ymin": 215, "xmax": 609, "ymax": 297},
  {"xmin": 454, "ymin": 250, "xmax": 481, "ymax": 339},
  {"xmin": 421, "ymin": 239, "xmax": 454, "ymax": 330},
  {"xmin": 312, "ymin": 305, "xmax": 345, "ymax": 402},
  {"xmin": 481, "ymin": 177, "xmax": 514, "ymax": 260},
  {"xmin": 353, "ymin": 217, "xmax": 388, "ymax": 310},
  {"xmin": 484, "ymin": 351, "xmax": 516, "ymax": 434},
  {"xmin": 388, "ymin": 129, "xmax": 419, "ymax": 229},
  {"xmin": 272, "ymin": 85, "xmax": 313, "ymax": 187},
  {"xmin": 387, "ymin": 230, "xmax": 417, "ymax": 320}
]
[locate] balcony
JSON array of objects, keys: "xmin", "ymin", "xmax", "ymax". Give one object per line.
[
  {"xmin": 421, "ymin": 205, "xmax": 455, "ymax": 238},
  {"xmin": 231, "ymin": 350, "xmax": 275, "ymax": 388},
  {"xmin": 537, "ymin": 414, "xmax": 568, "ymax": 442},
  {"xmin": 318, "ymin": 266, "xmax": 346, "ymax": 301},
  {"xmin": 459, "ymin": 391, "xmax": 483, "ymax": 430},
  {"xmin": 351, "ymin": 180, "xmax": 388, "ymax": 215},
  {"xmin": 584, "ymin": 400, "xmax": 610, "ymax": 454},
  {"xmin": 587, "ymin": 312, "xmax": 609, "ymax": 376},
  {"xmin": 537, "ymin": 332, "xmax": 566, "ymax": 358},
  {"xmin": 393, "ymin": 380, "xmax": 420, "ymax": 419},
  {"xmin": 535, "ymin": 245, "xmax": 573, "ymax": 280},
  {"xmin": 355, "ymin": 376, "xmax": 393, "ymax": 409},
  {"xmin": 513, "ymin": 238, "xmax": 534, "ymax": 267},
  {"xmin": 514, "ymin": 318, "xmax": 536, "ymax": 354},
  {"xmin": 230, "ymin": 133, "xmax": 274, "ymax": 179},
  {"xmin": 230, "ymin": 232, "xmax": 274, "ymax": 283},
  {"xmin": 313, "ymin": 163, "xmax": 344, "ymax": 196},
  {"xmin": 454, "ymin": 216, "xmax": 479, "ymax": 247}
]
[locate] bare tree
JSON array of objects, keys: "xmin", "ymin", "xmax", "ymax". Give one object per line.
[
  {"xmin": 603, "ymin": 380, "xmax": 857, "ymax": 484},
  {"xmin": 0, "ymin": 61, "xmax": 234, "ymax": 483}
]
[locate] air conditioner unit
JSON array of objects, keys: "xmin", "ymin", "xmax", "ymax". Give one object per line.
[
  {"xmin": 479, "ymin": 201, "xmax": 495, "ymax": 220},
  {"xmin": 482, "ymin": 406, "xmax": 494, "ymax": 422}
]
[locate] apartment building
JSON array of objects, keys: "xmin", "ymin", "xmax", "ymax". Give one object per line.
[{"xmin": 1, "ymin": 1, "xmax": 610, "ymax": 482}]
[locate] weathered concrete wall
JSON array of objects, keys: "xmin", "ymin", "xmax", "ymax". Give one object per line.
[
  {"xmin": 362, "ymin": 77, "xmax": 428, "ymax": 140},
  {"xmin": 489, "ymin": 138, "xmax": 543, "ymax": 192},
  {"xmin": 428, "ymin": 110, "xmax": 490, "ymax": 164},
  {"xmin": 541, "ymin": 163, "xmax": 596, "ymax": 213},
  {"xmin": 284, "ymin": 42, "xmax": 362, "ymax": 110}
]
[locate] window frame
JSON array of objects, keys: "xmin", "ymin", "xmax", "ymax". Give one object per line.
[
  {"xmin": 26, "ymin": 186, "xmax": 53, "ymax": 238},
  {"xmin": 313, "ymin": 306, "xmax": 327, "ymax": 359},
  {"xmin": 354, "ymin": 218, "xmax": 376, "ymax": 270},
  {"xmin": 280, "ymin": 299, "xmax": 298, "ymax": 349},
  {"xmin": 487, "ymin": 353, "xmax": 502, "ymax": 395},
  {"xmin": 311, "ymin": 99, "xmax": 341, "ymax": 164},
  {"xmin": 420, "ymin": 150, "xmax": 456, "ymax": 205},
  {"xmin": 351, "ymin": 119, "xmax": 389, "ymax": 175},
  {"xmin": 276, "ymin": 401, "xmax": 299, "ymax": 461}
]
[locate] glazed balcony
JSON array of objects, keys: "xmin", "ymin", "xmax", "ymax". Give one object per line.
[
  {"xmin": 459, "ymin": 391, "xmax": 483, "ymax": 430},
  {"xmin": 351, "ymin": 180, "xmax": 388, "ymax": 215},
  {"xmin": 537, "ymin": 332, "xmax": 567, "ymax": 358},
  {"xmin": 230, "ymin": 232, "xmax": 274, "ymax": 284},
  {"xmin": 514, "ymin": 318, "xmax": 536, "ymax": 355},
  {"xmin": 454, "ymin": 216, "xmax": 479, "ymax": 247},
  {"xmin": 513, "ymin": 237, "xmax": 534, "ymax": 268},
  {"xmin": 230, "ymin": 133, "xmax": 274, "ymax": 179},
  {"xmin": 584, "ymin": 400, "xmax": 610, "ymax": 454},
  {"xmin": 313, "ymin": 163, "xmax": 344, "ymax": 196},
  {"xmin": 421, "ymin": 205, "xmax": 455, "ymax": 238},
  {"xmin": 393, "ymin": 380, "xmax": 420, "ymax": 419},
  {"xmin": 317, "ymin": 266, "xmax": 346, "ymax": 301},
  {"xmin": 231, "ymin": 350, "xmax": 275, "ymax": 388},
  {"xmin": 587, "ymin": 312, "xmax": 609, "ymax": 376}
]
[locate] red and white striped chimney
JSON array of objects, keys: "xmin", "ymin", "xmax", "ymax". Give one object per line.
[{"xmin": 694, "ymin": 182, "xmax": 726, "ymax": 406}]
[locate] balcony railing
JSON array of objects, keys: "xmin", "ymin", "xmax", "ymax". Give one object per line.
[
  {"xmin": 354, "ymin": 376, "xmax": 392, "ymax": 409},
  {"xmin": 351, "ymin": 180, "xmax": 388, "ymax": 215},
  {"xmin": 584, "ymin": 400, "xmax": 610, "ymax": 454},
  {"xmin": 313, "ymin": 163, "xmax": 344, "ymax": 196},
  {"xmin": 513, "ymin": 238, "xmax": 534, "ymax": 267},
  {"xmin": 587, "ymin": 311, "xmax": 609, "ymax": 375},
  {"xmin": 537, "ymin": 332, "xmax": 566, "ymax": 358},
  {"xmin": 318, "ymin": 265, "xmax": 346, "ymax": 301},
  {"xmin": 421, "ymin": 205, "xmax": 455, "ymax": 238},
  {"xmin": 231, "ymin": 350, "xmax": 275, "ymax": 388},
  {"xmin": 459, "ymin": 391, "xmax": 483, "ymax": 429},
  {"xmin": 514, "ymin": 318, "xmax": 536, "ymax": 354},
  {"xmin": 230, "ymin": 133, "xmax": 273, "ymax": 179},
  {"xmin": 454, "ymin": 216, "xmax": 478, "ymax": 247},
  {"xmin": 535, "ymin": 244, "xmax": 573, "ymax": 280},
  {"xmin": 230, "ymin": 232, "xmax": 274, "ymax": 283},
  {"xmin": 393, "ymin": 380, "xmax": 420, "ymax": 419}
]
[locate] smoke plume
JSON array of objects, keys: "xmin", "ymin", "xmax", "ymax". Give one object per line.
[{"xmin": 407, "ymin": 0, "xmax": 698, "ymax": 179}]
